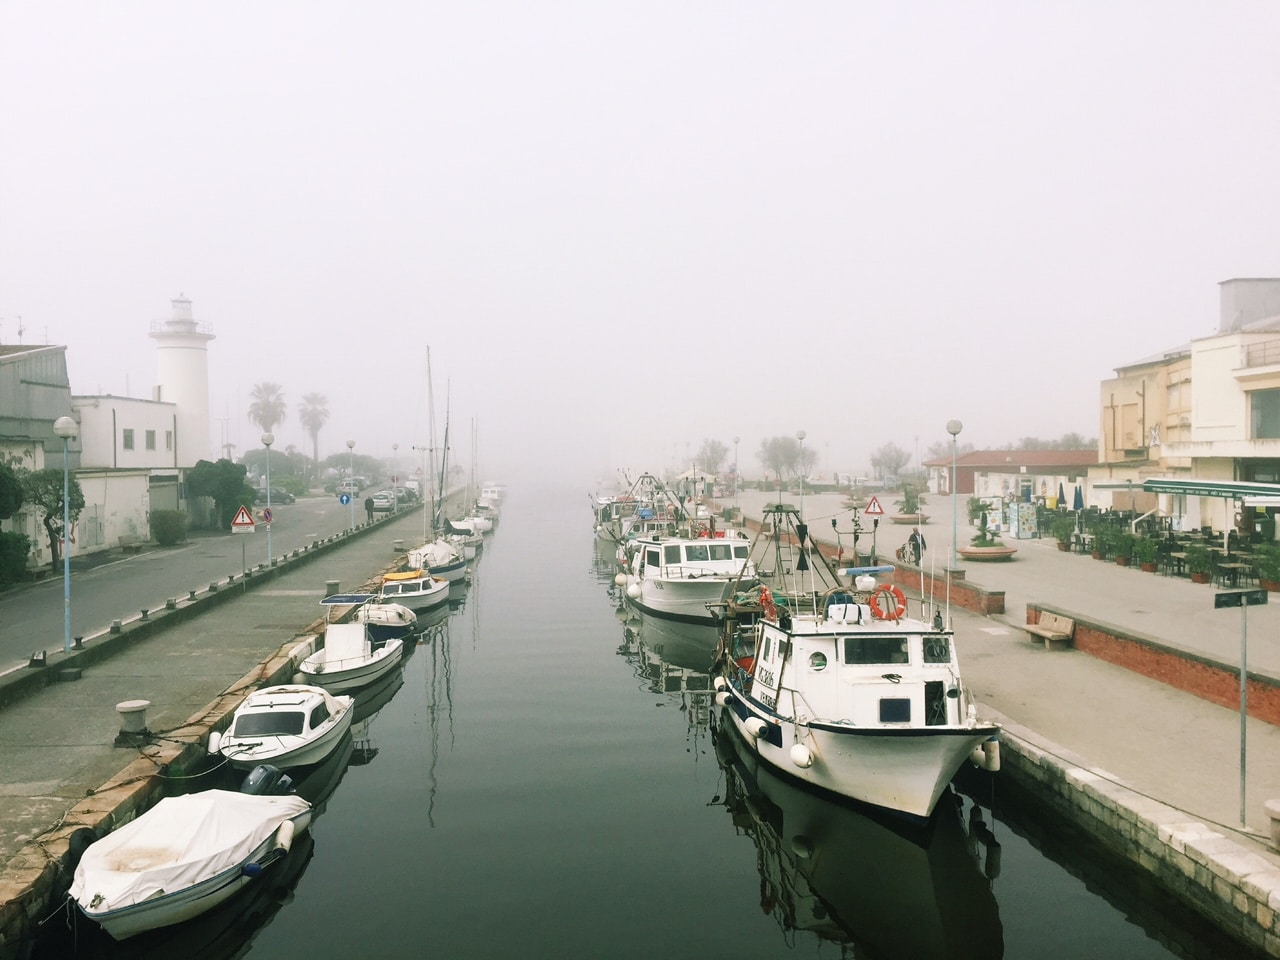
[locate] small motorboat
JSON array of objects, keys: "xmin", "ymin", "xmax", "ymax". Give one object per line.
[
  {"xmin": 409, "ymin": 538, "xmax": 468, "ymax": 582},
  {"xmin": 299, "ymin": 622, "xmax": 404, "ymax": 693},
  {"xmin": 378, "ymin": 567, "xmax": 450, "ymax": 613},
  {"xmin": 68, "ymin": 790, "xmax": 312, "ymax": 940},
  {"xmin": 320, "ymin": 592, "xmax": 418, "ymax": 644},
  {"xmin": 210, "ymin": 685, "xmax": 354, "ymax": 770}
]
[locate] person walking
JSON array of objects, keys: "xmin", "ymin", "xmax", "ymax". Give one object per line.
[
  {"xmin": 908, "ymin": 526, "xmax": 926, "ymax": 565},
  {"xmin": 364, "ymin": 496, "xmax": 375, "ymax": 523}
]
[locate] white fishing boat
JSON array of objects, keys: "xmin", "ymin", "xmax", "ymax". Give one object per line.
[
  {"xmin": 68, "ymin": 790, "xmax": 313, "ymax": 941},
  {"xmin": 379, "ymin": 567, "xmax": 450, "ymax": 612},
  {"xmin": 299, "ymin": 622, "xmax": 405, "ymax": 693},
  {"xmin": 711, "ymin": 503, "xmax": 1000, "ymax": 820},
  {"xmin": 618, "ymin": 529, "xmax": 755, "ymax": 627},
  {"xmin": 210, "ymin": 685, "xmax": 354, "ymax": 770}
]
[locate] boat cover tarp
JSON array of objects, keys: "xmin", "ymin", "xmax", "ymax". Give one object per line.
[
  {"xmin": 410, "ymin": 538, "xmax": 461, "ymax": 570},
  {"xmin": 323, "ymin": 623, "xmax": 369, "ymax": 662},
  {"xmin": 70, "ymin": 791, "xmax": 311, "ymax": 912}
]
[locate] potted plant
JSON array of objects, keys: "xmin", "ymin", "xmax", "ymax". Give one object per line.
[
  {"xmin": 1113, "ymin": 531, "xmax": 1135, "ymax": 567},
  {"xmin": 891, "ymin": 483, "xmax": 929, "ymax": 525},
  {"xmin": 1132, "ymin": 536, "xmax": 1159, "ymax": 573},
  {"xmin": 957, "ymin": 509, "xmax": 1017, "ymax": 562},
  {"xmin": 1256, "ymin": 544, "xmax": 1280, "ymax": 591},
  {"xmin": 1091, "ymin": 525, "xmax": 1114, "ymax": 561},
  {"xmin": 1185, "ymin": 544, "xmax": 1213, "ymax": 584},
  {"xmin": 1050, "ymin": 513, "xmax": 1076, "ymax": 551}
]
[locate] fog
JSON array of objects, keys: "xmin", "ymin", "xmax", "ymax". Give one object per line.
[{"xmin": 3, "ymin": 3, "xmax": 1278, "ymax": 487}]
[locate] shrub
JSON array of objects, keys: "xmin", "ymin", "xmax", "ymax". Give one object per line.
[
  {"xmin": 150, "ymin": 509, "xmax": 188, "ymax": 546},
  {"xmin": 1132, "ymin": 536, "xmax": 1159, "ymax": 564},
  {"xmin": 1050, "ymin": 513, "xmax": 1076, "ymax": 542},
  {"xmin": 0, "ymin": 531, "xmax": 31, "ymax": 584}
]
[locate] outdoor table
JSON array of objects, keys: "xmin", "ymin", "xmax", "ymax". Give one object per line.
[
  {"xmin": 1217, "ymin": 561, "xmax": 1251, "ymax": 587},
  {"xmin": 1167, "ymin": 551, "xmax": 1188, "ymax": 576}
]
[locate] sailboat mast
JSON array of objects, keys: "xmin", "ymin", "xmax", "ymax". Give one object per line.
[{"xmin": 425, "ymin": 348, "xmax": 436, "ymax": 542}]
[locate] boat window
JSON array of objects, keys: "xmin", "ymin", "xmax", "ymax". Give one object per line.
[
  {"xmin": 880, "ymin": 698, "xmax": 911, "ymax": 722},
  {"xmin": 233, "ymin": 711, "xmax": 305, "ymax": 737},
  {"xmin": 809, "ymin": 651, "xmax": 828, "ymax": 671},
  {"xmin": 733, "ymin": 544, "xmax": 749, "ymax": 559},
  {"xmin": 761, "ymin": 635, "xmax": 772, "ymax": 662},
  {"xmin": 664, "ymin": 544, "xmax": 681, "ymax": 565},
  {"xmin": 382, "ymin": 584, "xmax": 399, "ymax": 596},
  {"xmin": 843, "ymin": 636, "xmax": 909, "ymax": 665},
  {"xmin": 708, "ymin": 543, "xmax": 732, "ymax": 561},
  {"xmin": 309, "ymin": 703, "xmax": 331, "ymax": 728},
  {"xmin": 646, "ymin": 548, "xmax": 660, "ymax": 569},
  {"xmin": 923, "ymin": 636, "xmax": 951, "ymax": 663},
  {"xmin": 685, "ymin": 544, "xmax": 710, "ymax": 562}
]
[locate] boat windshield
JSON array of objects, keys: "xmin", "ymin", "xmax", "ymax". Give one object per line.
[
  {"xmin": 233, "ymin": 711, "xmax": 305, "ymax": 736},
  {"xmin": 843, "ymin": 636, "xmax": 909, "ymax": 665}
]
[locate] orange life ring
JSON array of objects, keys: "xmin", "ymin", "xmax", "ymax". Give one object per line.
[
  {"xmin": 869, "ymin": 584, "xmax": 907, "ymax": 621},
  {"xmin": 758, "ymin": 585, "xmax": 778, "ymax": 620}
]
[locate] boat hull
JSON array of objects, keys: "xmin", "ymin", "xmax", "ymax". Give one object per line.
[
  {"xmin": 299, "ymin": 638, "xmax": 404, "ymax": 694},
  {"xmin": 716, "ymin": 690, "xmax": 998, "ymax": 819},
  {"xmin": 625, "ymin": 577, "xmax": 732, "ymax": 627}
]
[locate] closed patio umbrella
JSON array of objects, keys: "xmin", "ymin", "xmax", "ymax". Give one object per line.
[
  {"xmin": 1057, "ymin": 481, "xmax": 1066, "ymax": 507},
  {"xmin": 1073, "ymin": 485, "xmax": 1084, "ymax": 511}
]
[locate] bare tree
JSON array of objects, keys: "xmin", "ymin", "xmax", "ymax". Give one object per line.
[
  {"xmin": 248, "ymin": 382, "xmax": 287, "ymax": 434},
  {"xmin": 869, "ymin": 442, "xmax": 910, "ymax": 481},
  {"xmin": 696, "ymin": 438, "xmax": 729, "ymax": 475}
]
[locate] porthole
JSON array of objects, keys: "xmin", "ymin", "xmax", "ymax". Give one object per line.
[{"xmin": 809, "ymin": 651, "xmax": 828, "ymax": 672}]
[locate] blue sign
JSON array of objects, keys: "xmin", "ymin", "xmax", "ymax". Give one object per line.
[
  {"xmin": 262, "ymin": 507, "xmax": 273, "ymax": 523},
  {"xmin": 339, "ymin": 493, "xmax": 351, "ymax": 506}
]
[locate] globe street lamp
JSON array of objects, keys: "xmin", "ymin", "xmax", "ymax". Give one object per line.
[
  {"xmin": 796, "ymin": 430, "xmax": 807, "ymax": 520},
  {"xmin": 347, "ymin": 440, "xmax": 356, "ymax": 530},
  {"xmin": 53, "ymin": 416, "xmax": 78, "ymax": 654},
  {"xmin": 947, "ymin": 419, "xmax": 963, "ymax": 570},
  {"xmin": 261, "ymin": 432, "xmax": 274, "ymax": 566}
]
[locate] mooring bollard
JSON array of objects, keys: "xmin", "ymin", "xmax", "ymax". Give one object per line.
[
  {"xmin": 111, "ymin": 619, "xmax": 122, "ymax": 633},
  {"xmin": 139, "ymin": 609, "xmax": 149, "ymax": 621},
  {"xmin": 325, "ymin": 579, "xmax": 340, "ymax": 596},
  {"xmin": 165, "ymin": 598, "xmax": 176, "ymax": 610}
]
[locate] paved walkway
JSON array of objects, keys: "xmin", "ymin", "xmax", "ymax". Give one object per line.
[{"xmin": 729, "ymin": 488, "xmax": 1280, "ymax": 843}]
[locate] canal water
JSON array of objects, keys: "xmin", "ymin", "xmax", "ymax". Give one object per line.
[{"xmin": 33, "ymin": 482, "xmax": 1262, "ymax": 959}]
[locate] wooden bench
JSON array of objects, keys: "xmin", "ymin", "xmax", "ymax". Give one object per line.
[
  {"xmin": 119, "ymin": 534, "xmax": 144, "ymax": 554},
  {"xmin": 1025, "ymin": 612, "xmax": 1075, "ymax": 650}
]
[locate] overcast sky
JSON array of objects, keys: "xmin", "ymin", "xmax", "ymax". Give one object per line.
[{"xmin": 3, "ymin": 3, "xmax": 1278, "ymax": 487}]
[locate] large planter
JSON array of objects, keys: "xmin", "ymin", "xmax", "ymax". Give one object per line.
[
  {"xmin": 890, "ymin": 513, "xmax": 929, "ymax": 525},
  {"xmin": 1190, "ymin": 571, "xmax": 1211, "ymax": 584},
  {"xmin": 1115, "ymin": 556, "xmax": 1131, "ymax": 567},
  {"xmin": 1261, "ymin": 578, "xmax": 1280, "ymax": 592},
  {"xmin": 1140, "ymin": 562, "xmax": 1159, "ymax": 573},
  {"xmin": 957, "ymin": 544, "xmax": 1017, "ymax": 562}
]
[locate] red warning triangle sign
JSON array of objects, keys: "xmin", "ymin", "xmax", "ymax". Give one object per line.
[
  {"xmin": 231, "ymin": 505, "xmax": 255, "ymax": 528},
  {"xmin": 864, "ymin": 496, "xmax": 884, "ymax": 516}
]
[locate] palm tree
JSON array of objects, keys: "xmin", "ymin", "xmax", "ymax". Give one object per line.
[
  {"xmin": 248, "ymin": 382, "xmax": 287, "ymax": 434},
  {"xmin": 298, "ymin": 393, "xmax": 330, "ymax": 465}
]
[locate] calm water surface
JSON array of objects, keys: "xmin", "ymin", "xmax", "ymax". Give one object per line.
[{"xmin": 37, "ymin": 483, "xmax": 1262, "ymax": 959}]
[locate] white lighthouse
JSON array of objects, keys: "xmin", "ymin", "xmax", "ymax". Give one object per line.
[{"xmin": 150, "ymin": 296, "xmax": 215, "ymax": 467}]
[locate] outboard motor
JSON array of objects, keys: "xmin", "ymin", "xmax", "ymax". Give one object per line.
[{"xmin": 240, "ymin": 763, "xmax": 294, "ymax": 796}]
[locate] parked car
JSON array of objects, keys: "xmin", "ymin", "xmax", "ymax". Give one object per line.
[
  {"xmin": 370, "ymin": 491, "xmax": 395, "ymax": 513},
  {"xmin": 338, "ymin": 479, "xmax": 360, "ymax": 495},
  {"xmin": 254, "ymin": 487, "xmax": 295, "ymax": 504}
]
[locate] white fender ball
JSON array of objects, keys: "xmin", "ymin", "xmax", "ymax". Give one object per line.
[
  {"xmin": 715, "ymin": 691, "xmax": 733, "ymax": 707},
  {"xmin": 626, "ymin": 583, "xmax": 641, "ymax": 599},
  {"xmin": 207, "ymin": 731, "xmax": 222, "ymax": 755},
  {"xmin": 744, "ymin": 717, "xmax": 768, "ymax": 739},
  {"xmin": 789, "ymin": 743, "xmax": 814, "ymax": 768},
  {"xmin": 713, "ymin": 676, "xmax": 728, "ymax": 692},
  {"xmin": 614, "ymin": 573, "xmax": 626, "ymax": 587}
]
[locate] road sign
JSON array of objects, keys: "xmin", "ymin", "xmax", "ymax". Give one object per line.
[
  {"xmin": 864, "ymin": 496, "xmax": 884, "ymax": 516},
  {"xmin": 231, "ymin": 505, "xmax": 255, "ymax": 533},
  {"xmin": 339, "ymin": 493, "xmax": 351, "ymax": 506},
  {"xmin": 1215, "ymin": 589, "xmax": 1268, "ymax": 609},
  {"xmin": 262, "ymin": 507, "xmax": 273, "ymax": 523}
]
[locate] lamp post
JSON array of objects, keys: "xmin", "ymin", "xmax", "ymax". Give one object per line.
[
  {"xmin": 347, "ymin": 440, "xmax": 356, "ymax": 529},
  {"xmin": 733, "ymin": 435, "xmax": 741, "ymax": 516},
  {"xmin": 796, "ymin": 430, "xmax": 807, "ymax": 520},
  {"xmin": 53, "ymin": 416, "xmax": 78, "ymax": 655},
  {"xmin": 262, "ymin": 432, "xmax": 274, "ymax": 566},
  {"xmin": 947, "ymin": 419, "xmax": 963, "ymax": 570},
  {"xmin": 392, "ymin": 443, "xmax": 399, "ymax": 513}
]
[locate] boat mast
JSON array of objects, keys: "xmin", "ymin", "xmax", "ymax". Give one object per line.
[{"xmin": 425, "ymin": 348, "xmax": 436, "ymax": 542}]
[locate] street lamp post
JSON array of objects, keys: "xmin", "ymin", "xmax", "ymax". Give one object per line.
[
  {"xmin": 53, "ymin": 416, "xmax": 78, "ymax": 655},
  {"xmin": 392, "ymin": 443, "xmax": 399, "ymax": 513},
  {"xmin": 262, "ymin": 432, "xmax": 274, "ymax": 566},
  {"xmin": 347, "ymin": 440, "xmax": 356, "ymax": 530},
  {"xmin": 947, "ymin": 419, "xmax": 963, "ymax": 570},
  {"xmin": 796, "ymin": 430, "xmax": 807, "ymax": 520}
]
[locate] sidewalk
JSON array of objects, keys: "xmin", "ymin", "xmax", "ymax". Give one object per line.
[{"xmin": 730, "ymin": 488, "xmax": 1280, "ymax": 842}]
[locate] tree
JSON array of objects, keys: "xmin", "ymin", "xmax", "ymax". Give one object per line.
[
  {"xmin": 869, "ymin": 442, "xmax": 910, "ymax": 481},
  {"xmin": 186, "ymin": 458, "xmax": 255, "ymax": 528},
  {"xmin": 757, "ymin": 436, "xmax": 801, "ymax": 485},
  {"xmin": 248, "ymin": 382, "xmax": 287, "ymax": 434},
  {"xmin": 0, "ymin": 463, "xmax": 23, "ymax": 520},
  {"xmin": 21, "ymin": 468, "xmax": 85, "ymax": 573},
  {"xmin": 299, "ymin": 393, "xmax": 329, "ymax": 465},
  {"xmin": 696, "ymin": 439, "xmax": 728, "ymax": 476}
]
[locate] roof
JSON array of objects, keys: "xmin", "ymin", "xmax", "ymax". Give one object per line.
[{"xmin": 923, "ymin": 449, "xmax": 1098, "ymax": 469}]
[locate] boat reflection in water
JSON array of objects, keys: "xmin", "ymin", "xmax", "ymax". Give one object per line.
[{"xmin": 711, "ymin": 719, "xmax": 1004, "ymax": 959}]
